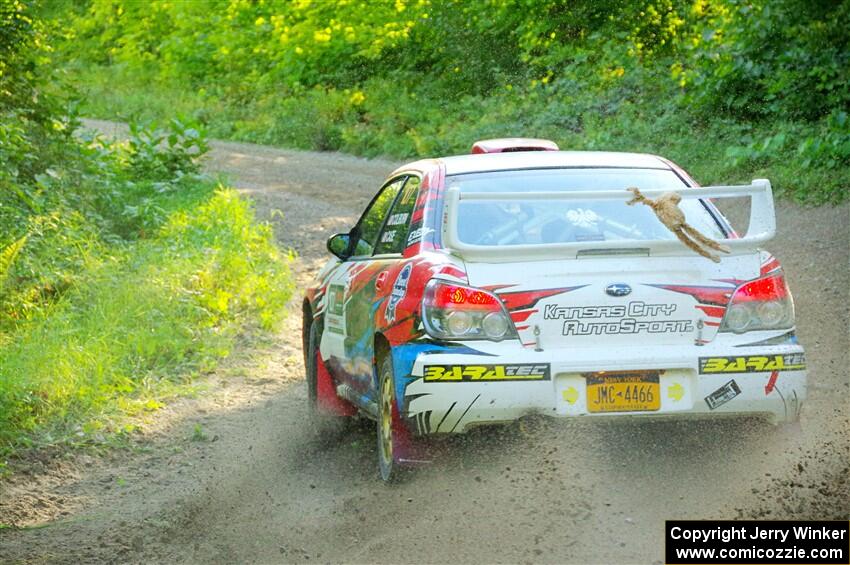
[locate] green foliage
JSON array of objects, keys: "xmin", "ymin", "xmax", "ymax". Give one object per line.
[
  {"xmin": 126, "ymin": 119, "xmax": 209, "ymax": 180},
  {"xmin": 797, "ymin": 111, "xmax": 850, "ymax": 170},
  {"xmin": 0, "ymin": 119, "xmax": 211, "ymax": 324},
  {"xmin": 74, "ymin": 0, "xmax": 425, "ymax": 90},
  {"xmin": 55, "ymin": 0, "xmax": 849, "ymax": 204},
  {"xmin": 680, "ymin": 0, "xmax": 850, "ymax": 121},
  {"xmin": 727, "ymin": 111, "xmax": 850, "ymax": 172},
  {"xmin": 0, "ymin": 0, "xmax": 293, "ymax": 457},
  {"xmin": 0, "ymin": 186, "xmax": 292, "ymax": 452},
  {"xmin": 0, "ymin": 116, "xmax": 293, "ymax": 455},
  {"xmin": 0, "ymin": 235, "xmax": 27, "ymax": 292},
  {"xmin": 191, "ymin": 423, "xmax": 208, "ymax": 442},
  {"xmin": 726, "ymin": 132, "xmax": 789, "ymax": 168}
]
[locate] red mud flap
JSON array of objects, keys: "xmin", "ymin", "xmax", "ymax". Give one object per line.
[
  {"xmin": 315, "ymin": 349, "xmax": 357, "ymax": 417},
  {"xmin": 316, "ymin": 348, "xmax": 432, "ymax": 464},
  {"xmin": 394, "ymin": 409, "xmax": 433, "ymax": 466}
]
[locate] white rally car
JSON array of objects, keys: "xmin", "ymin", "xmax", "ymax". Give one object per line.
[{"xmin": 303, "ymin": 138, "xmax": 806, "ymax": 480}]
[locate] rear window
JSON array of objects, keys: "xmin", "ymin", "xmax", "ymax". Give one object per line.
[{"xmin": 446, "ymin": 168, "xmax": 724, "ymax": 246}]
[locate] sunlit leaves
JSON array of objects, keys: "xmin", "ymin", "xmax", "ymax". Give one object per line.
[
  {"xmin": 77, "ymin": 0, "xmax": 431, "ymax": 88},
  {"xmin": 51, "ymin": 0, "xmax": 850, "ymax": 204}
]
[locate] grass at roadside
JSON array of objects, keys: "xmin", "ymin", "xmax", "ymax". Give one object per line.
[{"xmin": 0, "ymin": 130, "xmax": 293, "ymax": 468}]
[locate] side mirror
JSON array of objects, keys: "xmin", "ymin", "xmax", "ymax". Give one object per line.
[{"xmin": 327, "ymin": 233, "xmax": 351, "ymax": 260}]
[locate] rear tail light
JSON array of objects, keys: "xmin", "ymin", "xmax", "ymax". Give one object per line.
[
  {"xmin": 720, "ymin": 271, "xmax": 795, "ymax": 333},
  {"xmin": 422, "ymin": 280, "xmax": 517, "ymax": 341}
]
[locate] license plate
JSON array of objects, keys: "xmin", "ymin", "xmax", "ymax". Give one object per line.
[{"xmin": 585, "ymin": 371, "xmax": 661, "ymax": 413}]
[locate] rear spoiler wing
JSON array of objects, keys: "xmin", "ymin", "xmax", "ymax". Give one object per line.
[{"xmin": 442, "ymin": 179, "xmax": 775, "ymax": 261}]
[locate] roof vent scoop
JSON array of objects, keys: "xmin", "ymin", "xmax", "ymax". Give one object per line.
[{"xmin": 471, "ymin": 138, "xmax": 559, "ymax": 154}]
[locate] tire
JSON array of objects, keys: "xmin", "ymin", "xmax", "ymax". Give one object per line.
[
  {"xmin": 377, "ymin": 355, "xmax": 401, "ymax": 482},
  {"xmin": 305, "ymin": 321, "xmax": 320, "ymax": 416}
]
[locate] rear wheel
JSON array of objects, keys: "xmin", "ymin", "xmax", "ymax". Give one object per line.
[{"xmin": 377, "ymin": 356, "xmax": 400, "ymax": 482}]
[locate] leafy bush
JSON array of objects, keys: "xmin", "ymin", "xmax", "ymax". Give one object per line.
[
  {"xmin": 797, "ymin": 111, "xmax": 850, "ymax": 170},
  {"xmin": 726, "ymin": 132, "xmax": 789, "ymax": 168},
  {"xmin": 126, "ymin": 119, "xmax": 209, "ymax": 180}
]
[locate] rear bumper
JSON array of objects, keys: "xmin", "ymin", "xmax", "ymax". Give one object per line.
[{"xmin": 401, "ymin": 342, "xmax": 807, "ymax": 434}]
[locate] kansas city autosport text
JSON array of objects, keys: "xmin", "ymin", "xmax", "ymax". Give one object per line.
[{"xmin": 544, "ymin": 301, "xmax": 693, "ymax": 336}]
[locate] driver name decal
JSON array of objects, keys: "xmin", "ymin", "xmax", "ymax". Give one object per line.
[{"xmin": 544, "ymin": 301, "xmax": 694, "ymax": 336}]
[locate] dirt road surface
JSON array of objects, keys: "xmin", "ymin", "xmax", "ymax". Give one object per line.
[{"xmin": 1, "ymin": 120, "xmax": 848, "ymax": 564}]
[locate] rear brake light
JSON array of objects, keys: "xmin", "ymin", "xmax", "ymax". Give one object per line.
[
  {"xmin": 433, "ymin": 284, "xmax": 500, "ymax": 308},
  {"xmin": 720, "ymin": 271, "xmax": 795, "ymax": 333},
  {"xmin": 422, "ymin": 280, "xmax": 517, "ymax": 341}
]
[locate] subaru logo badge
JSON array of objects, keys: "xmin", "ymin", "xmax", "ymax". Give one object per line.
[{"xmin": 605, "ymin": 283, "xmax": 631, "ymax": 297}]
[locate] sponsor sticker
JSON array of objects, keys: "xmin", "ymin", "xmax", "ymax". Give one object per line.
[
  {"xmin": 704, "ymin": 379, "xmax": 741, "ymax": 410},
  {"xmin": 406, "ymin": 226, "xmax": 433, "ymax": 246},
  {"xmin": 385, "ymin": 263, "xmax": 412, "ymax": 322},
  {"xmin": 699, "ymin": 353, "xmax": 806, "ymax": 374},
  {"xmin": 424, "ymin": 364, "xmax": 551, "ymax": 382},
  {"xmin": 327, "ymin": 284, "xmax": 345, "ymax": 316}
]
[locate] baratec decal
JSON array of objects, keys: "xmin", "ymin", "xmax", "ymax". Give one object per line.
[
  {"xmin": 699, "ymin": 353, "xmax": 806, "ymax": 374},
  {"xmin": 424, "ymin": 364, "xmax": 551, "ymax": 382}
]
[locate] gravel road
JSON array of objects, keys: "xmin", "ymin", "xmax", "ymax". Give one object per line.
[{"xmin": 1, "ymin": 120, "xmax": 847, "ymax": 564}]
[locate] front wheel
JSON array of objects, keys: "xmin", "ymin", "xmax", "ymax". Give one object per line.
[{"xmin": 305, "ymin": 322, "xmax": 320, "ymax": 415}]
